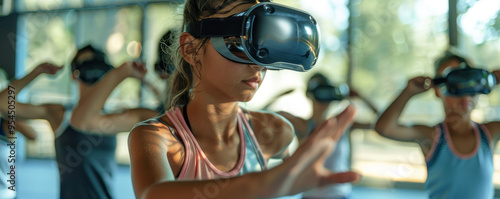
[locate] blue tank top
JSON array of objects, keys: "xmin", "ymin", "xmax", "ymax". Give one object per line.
[
  {"xmin": 54, "ymin": 110, "xmax": 117, "ymax": 199},
  {"xmin": 425, "ymin": 122, "xmax": 493, "ymax": 199}
]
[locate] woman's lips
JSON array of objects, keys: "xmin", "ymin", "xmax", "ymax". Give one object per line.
[{"xmin": 243, "ymin": 77, "xmax": 260, "ymax": 89}]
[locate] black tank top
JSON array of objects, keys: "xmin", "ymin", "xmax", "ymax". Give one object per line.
[{"xmin": 54, "ymin": 125, "xmax": 117, "ymax": 199}]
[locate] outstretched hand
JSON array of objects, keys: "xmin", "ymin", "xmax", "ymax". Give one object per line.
[
  {"xmin": 35, "ymin": 62, "xmax": 62, "ymax": 75},
  {"xmin": 266, "ymin": 105, "xmax": 360, "ymax": 197}
]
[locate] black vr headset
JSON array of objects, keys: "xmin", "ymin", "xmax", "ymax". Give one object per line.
[
  {"xmin": 185, "ymin": 2, "xmax": 320, "ymax": 72},
  {"xmin": 307, "ymin": 74, "xmax": 349, "ymax": 102},
  {"xmin": 308, "ymin": 84, "xmax": 349, "ymax": 102},
  {"xmin": 433, "ymin": 62, "xmax": 497, "ymax": 96},
  {"xmin": 72, "ymin": 47, "xmax": 114, "ymax": 85}
]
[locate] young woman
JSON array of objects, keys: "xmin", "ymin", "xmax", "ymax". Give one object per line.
[{"xmin": 129, "ymin": 1, "xmax": 360, "ymax": 198}]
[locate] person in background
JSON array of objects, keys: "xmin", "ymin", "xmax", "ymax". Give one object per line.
[
  {"xmin": 0, "ymin": 65, "xmax": 59, "ymax": 199},
  {"xmin": 375, "ymin": 50, "xmax": 500, "ymax": 199},
  {"xmin": 0, "ymin": 45, "xmax": 157, "ymax": 199},
  {"xmin": 277, "ymin": 73, "xmax": 378, "ymax": 199}
]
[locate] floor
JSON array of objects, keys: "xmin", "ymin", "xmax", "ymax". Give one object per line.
[{"xmin": 12, "ymin": 159, "xmax": 435, "ymax": 199}]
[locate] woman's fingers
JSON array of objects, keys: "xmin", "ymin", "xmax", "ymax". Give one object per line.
[
  {"xmin": 37, "ymin": 63, "xmax": 62, "ymax": 74},
  {"xmin": 320, "ymin": 171, "xmax": 361, "ymax": 186},
  {"xmin": 314, "ymin": 105, "xmax": 357, "ymax": 140}
]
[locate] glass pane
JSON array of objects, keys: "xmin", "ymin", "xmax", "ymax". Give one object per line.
[
  {"xmin": 19, "ymin": 12, "xmax": 76, "ymax": 158},
  {"xmin": 20, "ymin": 12, "xmax": 76, "ymax": 105},
  {"xmin": 350, "ymin": 0, "xmax": 448, "ymax": 184},
  {"xmin": 19, "ymin": 6, "xmax": 143, "ymax": 160},
  {"xmin": 141, "ymin": 3, "xmax": 183, "ymax": 110},
  {"xmin": 76, "ymin": 6, "xmax": 143, "ymax": 112},
  {"xmin": 16, "ymin": 0, "xmax": 83, "ymax": 12}
]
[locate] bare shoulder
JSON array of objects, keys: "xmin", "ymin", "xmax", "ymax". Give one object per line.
[
  {"xmin": 412, "ymin": 124, "xmax": 438, "ymax": 154},
  {"xmin": 128, "ymin": 115, "xmax": 185, "ymax": 171},
  {"xmin": 44, "ymin": 104, "xmax": 66, "ymax": 129},
  {"xmin": 129, "ymin": 115, "xmax": 177, "ymax": 148},
  {"xmin": 275, "ymin": 111, "xmax": 308, "ymax": 138},
  {"xmin": 245, "ymin": 110, "xmax": 294, "ymax": 159},
  {"xmin": 413, "ymin": 124, "xmax": 436, "ymax": 139},
  {"xmin": 483, "ymin": 122, "xmax": 500, "ymax": 140},
  {"xmin": 275, "ymin": 111, "xmax": 307, "ymax": 127}
]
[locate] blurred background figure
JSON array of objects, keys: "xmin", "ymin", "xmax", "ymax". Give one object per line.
[
  {"xmin": 273, "ymin": 72, "xmax": 377, "ymax": 199},
  {"xmin": 375, "ymin": 51, "xmax": 500, "ymax": 199},
  {"xmin": 0, "ymin": 63, "xmax": 61, "ymax": 199},
  {"xmin": 0, "ymin": 68, "xmax": 41, "ymax": 199},
  {"xmin": 0, "ymin": 45, "xmax": 157, "ymax": 199}
]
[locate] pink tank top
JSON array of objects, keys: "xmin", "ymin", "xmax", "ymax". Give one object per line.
[{"xmin": 165, "ymin": 107, "xmax": 267, "ymax": 180}]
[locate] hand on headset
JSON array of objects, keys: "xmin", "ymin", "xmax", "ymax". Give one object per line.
[
  {"xmin": 34, "ymin": 62, "xmax": 62, "ymax": 75},
  {"xmin": 405, "ymin": 76, "xmax": 433, "ymax": 96},
  {"xmin": 118, "ymin": 61, "xmax": 147, "ymax": 80},
  {"xmin": 493, "ymin": 70, "xmax": 500, "ymax": 85}
]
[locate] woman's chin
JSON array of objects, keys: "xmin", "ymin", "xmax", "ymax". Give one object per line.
[{"xmin": 238, "ymin": 92, "xmax": 256, "ymax": 102}]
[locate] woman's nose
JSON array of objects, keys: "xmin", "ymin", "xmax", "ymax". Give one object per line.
[{"xmin": 248, "ymin": 64, "xmax": 265, "ymax": 71}]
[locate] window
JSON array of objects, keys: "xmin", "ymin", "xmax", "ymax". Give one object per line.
[{"xmin": 350, "ymin": 0, "xmax": 449, "ymax": 185}]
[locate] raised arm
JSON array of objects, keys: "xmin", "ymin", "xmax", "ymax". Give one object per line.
[
  {"xmin": 374, "ymin": 76, "xmax": 434, "ymax": 142},
  {"xmin": 70, "ymin": 62, "xmax": 158, "ymax": 135},
  {"xmin": 15, "ymin": 120, "xmax": 37, "ymax": 140},
  {"xmin": 0, "ymin": 63, "xmax": 63, "ymax": 122},
  {"xmin": 130, "ymin": 105, "xmax": 359, "ymax": 199}
]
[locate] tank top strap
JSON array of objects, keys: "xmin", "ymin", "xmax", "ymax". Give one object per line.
[
  {"xmin": 426, "ymin": 123, "xmax": 445, "ymax": 168},
  {"xmin": 238, "ymin": 108, "xmax": 268, "ymax": 170},
  {"xmin": 165, "ymin": 107, "xmax": 196, "ymax": 179},
  {"xmin": 475, "ymin": 123, "xmax": 493, "ymax": 152}
]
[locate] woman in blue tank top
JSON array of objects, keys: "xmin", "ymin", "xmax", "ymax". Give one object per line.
[{"xmin": 375, "ymin": 50, "xmax": 500, "ymax": 199}]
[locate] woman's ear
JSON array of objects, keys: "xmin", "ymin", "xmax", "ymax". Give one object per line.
[{"xmin": 179, "ymin": 32, "xmax": 197, "ymax": 66}]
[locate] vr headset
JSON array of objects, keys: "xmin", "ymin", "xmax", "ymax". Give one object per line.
[
  {"xmin": 433, "ymin": 62, "xmax": 497, "ymax": 96},
  {"xmin": 185, "ymin": 2, "xmax": 320, "ymax": 72},
  {"xmin": 308, "ymin": 84, "xmax": 349, "ymax": 102},
  {"xmin": 72, "ymin": 50, "xmax": 114, "ymax": 85}
]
